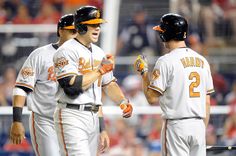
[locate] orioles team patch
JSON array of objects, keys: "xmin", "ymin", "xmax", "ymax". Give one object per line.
[
  {"xmin": 152, "ymin": 69, "xmax": 160, "ymax": 80},
  {"xmin": 54, "ymin": 57, "xmax": 69, "ymax": 69},
  {"xmin": 21, "ymin": 67, "xmax": 34, "ymax": 79}
]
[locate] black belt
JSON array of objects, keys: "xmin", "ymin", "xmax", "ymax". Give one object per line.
[
  {"xmin": 168, "ymin": 116, "xmax": 202, "ymax": 121},
  {"xmin": 66, "ymin": 103, "xmax": 100, "ymax": 113}
]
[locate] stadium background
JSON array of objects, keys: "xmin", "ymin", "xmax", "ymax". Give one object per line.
[{"xmin": 0, "ymin": 0, "xmax": 236, "ymax": 156}]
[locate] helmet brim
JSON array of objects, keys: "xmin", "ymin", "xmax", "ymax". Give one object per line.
[
  {"xmin": 153, "ymin": 25, "xmax": 165, "ymax": 33},
  {"xmin": 63, "ymin": 25, "xmax": 75, "ymax": 29},
  {"xmin": 81, "ymin": 19, "xmax": 107, "ymax": 24}
]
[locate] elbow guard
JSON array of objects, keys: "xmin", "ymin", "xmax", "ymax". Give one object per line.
[{"xmin": 58, "ymin": 75, "xmax": 83, "ymax": 99}]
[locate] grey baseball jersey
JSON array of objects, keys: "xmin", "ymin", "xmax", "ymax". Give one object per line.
[
  {"xmin": 53, "ymin": 38, "xmax": 115, "ymax": 156},
  {"xmin": 149, "ymin": 47, "xmax": 214, "ymax": 156},
  {"xmin": 16, "ymin": 44, "xmax": 58, "ymax": 118},
  {"xmin": 16, "ymin": 43, "xmax": 60, "ymax": 156}
]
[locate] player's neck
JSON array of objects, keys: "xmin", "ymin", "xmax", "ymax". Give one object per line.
[
  {"xmin": 76, "ymin": 36, "xmax": 91, "ymax": 48},
  {"xmin": 166, "ymin": 40, "xmax": 186, "ymax": 51}
]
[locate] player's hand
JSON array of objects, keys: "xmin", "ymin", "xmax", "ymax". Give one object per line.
[
  {"xmin": 120, "ymin": 102, "xmax": 133, "ymax": 118},
  {"xmin": 99, "ymin": 55, "xmax": 114, "ymax": 75},
  {"xmin": 10, "ymin": 122, "xmax": 25, "ymax": 144},
  {"xmin": 99, "ymin": 130, "xmax": 110, "ymax": 153},
  {"xmin": 134, "ymin": 55, "xmax": 148, "ymax": 75}
]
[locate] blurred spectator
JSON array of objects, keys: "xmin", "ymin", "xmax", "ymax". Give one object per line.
[
  {"xmin": 109, "ymin": 118, "xmax": 128, "ymax": 147},
  {"xmin": 33, "ymin": 2, "xmax": 60, "ymax": 24},
  {"xmin": 106, "ymin": 126, "xmax": 148, "ymax": 156},
  {"xmin": 200, "ymin": 0, "xmax": 236, "ymax": 46},
  {"xmin": 122, "ymin": 75, "xmax": 149, "ymax": 107},
  {"xmin": 0, "ymin": 65, "xmax": 16, "ymax": 106},
  {"xmin": 0, "ymin": 1, "xmax": 7, "ymax": 24},
  {"xmin": 146, "ymin": 115, "xmax": 162, "ymax": 156},
  {"xmin": 12, "ymin": 4, "xmax": 32, "ymax": 24},
  {"xmin": 211, "ymin": 63, "xmax": 228, "ymax": 105},
  {"xmin": 116, "ymin": 4, "xmax": 161, "ymax": 56},
  {"xmin": 63, "ymin": 0, "xmax": 103, "ymax": 14},
  {"xmin": 225, "ymin": 80, "xmax": 236, "ymax": 105},
  {"xmin": 222, "ymin": 104, "xmax": 236, "ymax": 145}
]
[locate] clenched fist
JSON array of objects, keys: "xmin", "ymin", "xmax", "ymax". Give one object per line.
[
  {"xmin": 120, "ymin": 102, "xmax": 133, "ymax": 118},
  {"xmin": 134, "ymin": 55, "xmax": 148, "ymax": 75}
]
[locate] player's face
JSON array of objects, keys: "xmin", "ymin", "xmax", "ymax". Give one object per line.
[{"xmin": 86, "ymin": 24, "xmax": 101, "ymax": 43}]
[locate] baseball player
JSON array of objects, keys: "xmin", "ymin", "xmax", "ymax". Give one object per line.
[
  {"xmin": 53, "ymin": 6, "xmax": 133, "ymax": 156},
  {"xmin": 134, "ymin": 13, "xmax": 214, "ymax": 156},
  {"xmin": 9, "ymin": 14, "xmax": 77, "ymax": 156}
]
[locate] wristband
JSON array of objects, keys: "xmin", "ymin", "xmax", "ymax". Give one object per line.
[
  {"xmin": 13, "ymin": 107, "xmax": 23, "ymax": 122},
  {"xmin": 119, "ymin": 98, "xmax": 129, "ymax": 105},
  {"xmin": 99, "ymin": 117, "xmax": 105, "ymax": 132}
]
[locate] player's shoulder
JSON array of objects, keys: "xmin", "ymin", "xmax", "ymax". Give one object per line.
[{"xmin": 28, "ymin": 44, "xmax": 53, "ymax": 59}]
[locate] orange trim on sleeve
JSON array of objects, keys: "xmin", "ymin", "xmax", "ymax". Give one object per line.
[
  {"xmin": 57, "ymin": 73, "xmax": 78, "ymax": 80},
  {"xmin": 15, "ymin": 82, "xmax": 34, "ymax": 90},
  {"xmin": 207, "ymin": 89, "xmax": 215, "ymax": 94},
  {"xmin": 148, "ymin": 85, "xmax": 164, "ymax": 95}
]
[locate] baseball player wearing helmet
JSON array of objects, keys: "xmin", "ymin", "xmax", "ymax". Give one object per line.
[
  {"xmin": 10, "ymin": 14, "xmax": 77, "ymax": 156},
  {"xmin": 134, "ymin": 13, "xmax": 214, "ymax": 156},
  {"xmin": 53, "ymin": 6, "xmax": 133, "ymax": 156}
]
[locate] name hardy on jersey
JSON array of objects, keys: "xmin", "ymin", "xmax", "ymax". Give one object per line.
[{"xmin": 180, "ymin": 57, "xmax": 204, "ymax": 69}]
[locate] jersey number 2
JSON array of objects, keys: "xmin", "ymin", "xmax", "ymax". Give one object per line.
[{"xmin": 189, "ymin": 72, "xmax": 200, "ymax": 98}]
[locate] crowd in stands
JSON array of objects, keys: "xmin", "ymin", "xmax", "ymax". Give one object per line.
[{"xmin": 0, "ymin": 0, "xmax": 236, "ymax": 156}]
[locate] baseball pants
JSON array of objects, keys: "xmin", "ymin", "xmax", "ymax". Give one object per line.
[
  {"xmin": 29, "ymin": 112, "xmax": 60, "ymax": 156},
  {"xmin": 162, "ymin": 118, "xmax": 206, "ymax": 156},
  {"xmin": 54, "ymin": 105, "xmax": 99, "ymax": 156}
]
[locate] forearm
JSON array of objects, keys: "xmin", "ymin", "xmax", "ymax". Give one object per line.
[
  {"xmin": 204, "ymin": 95, "xmax": 211, "ymax": 127},
  {"xmin": 103, "ymin": 82, "xmax": 126, "ymax": 104},
  {"xmin": 13, "ymin": 95, "xmax": 26, "ymax": 107},
  {"xmin": 142, "ymin": 72, "xmax": 150, "ymax": 97},
  {"xmin": 141, "ymin": 72, "xmax": 159, "ymax": 105},
  {"xmin": 82, "ymin": 70, "xmax": 101, "ymax": 90}
]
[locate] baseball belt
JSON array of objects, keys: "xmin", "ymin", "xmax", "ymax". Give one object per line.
[
  {"xmin": 167, "ymin": 116, "xmax": 202, "ymax": 121},
  {"xmin": 65, "ymin": 103, "xmax": 100, "ymax": 113}
]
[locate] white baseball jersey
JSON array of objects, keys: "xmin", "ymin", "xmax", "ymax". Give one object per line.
[
  {"xmin": 16, "ymin": 44, "xmax": 58, "ymax": 118},
  {"xmin": 149, "ymin": 47, "xmax": 214, "ymax": 119},
  {"xmin": 53, "ymin": 38, "xmax": 115, "ymax": 156},
  {"xmin": 53, "ymin": 38, "xmax": 115, "ymax": 105}
]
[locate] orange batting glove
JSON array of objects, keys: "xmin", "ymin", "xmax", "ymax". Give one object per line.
[
  {"xmin": 134, "ymin": 55, "xmax": 148, "ymax": 75},
  {"xmin": 99, "ymin": 55, "xmax": 114, "ymax": 75},
  {"xmin": 119, "ymin": 99, "xmax": 133, "ymax": 118}
]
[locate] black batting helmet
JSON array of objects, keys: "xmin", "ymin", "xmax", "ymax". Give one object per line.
[
  {"xmin": 57, "ymin": 14, "xmax": 75, "ymax": 37},
  {"xmin": 74, "ymin": 6, "xmax": 106, "ymax": 34},
  {"xmin": 153, "ymin": 13, "xmax": 188, "ymax": 42}
]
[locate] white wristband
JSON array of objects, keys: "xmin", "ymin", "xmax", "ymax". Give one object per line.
[{"xmin": 13, "ymin": 87, "xmax": 27, "ymax": 97}]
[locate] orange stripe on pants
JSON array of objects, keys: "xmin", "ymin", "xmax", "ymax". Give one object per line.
[
  {"xmin": 59, "ymin": 108, "xmax": 68, "ymax": 156},
  {"xmin": 32, "ymin": 112, "xmax": 40, "ymax": 156}
]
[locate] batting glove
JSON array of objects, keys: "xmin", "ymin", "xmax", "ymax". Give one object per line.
[
  {"xmin": 134, "ymin": 55, "xmax": 148, "ymax": 75},
  {"xmin": 119, "ymin": 99, "xmax": 133, "ymax": 118},
  {"xmin": 99, "ymin": 55, "xmax": 114, "ymax": 75}
]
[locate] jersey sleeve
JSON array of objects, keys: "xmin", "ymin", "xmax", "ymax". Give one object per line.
[
  {"xmin": 205, "ymin": 61, "xmax": 214, "ymax": 95},
  {"xmin": 53, "ymin": 48, "xmax": 79, "ymax": 80},
  {"xmin": 148, "ymin": 58, "xmax": 168, "ymax": 95},
  {"xmin": 15, "ymin": 53, "xmax": 39, "ymax": 91},
  {"xmin": 101, "ymin": 71, "xmax": 116, "ymax": 87}
]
